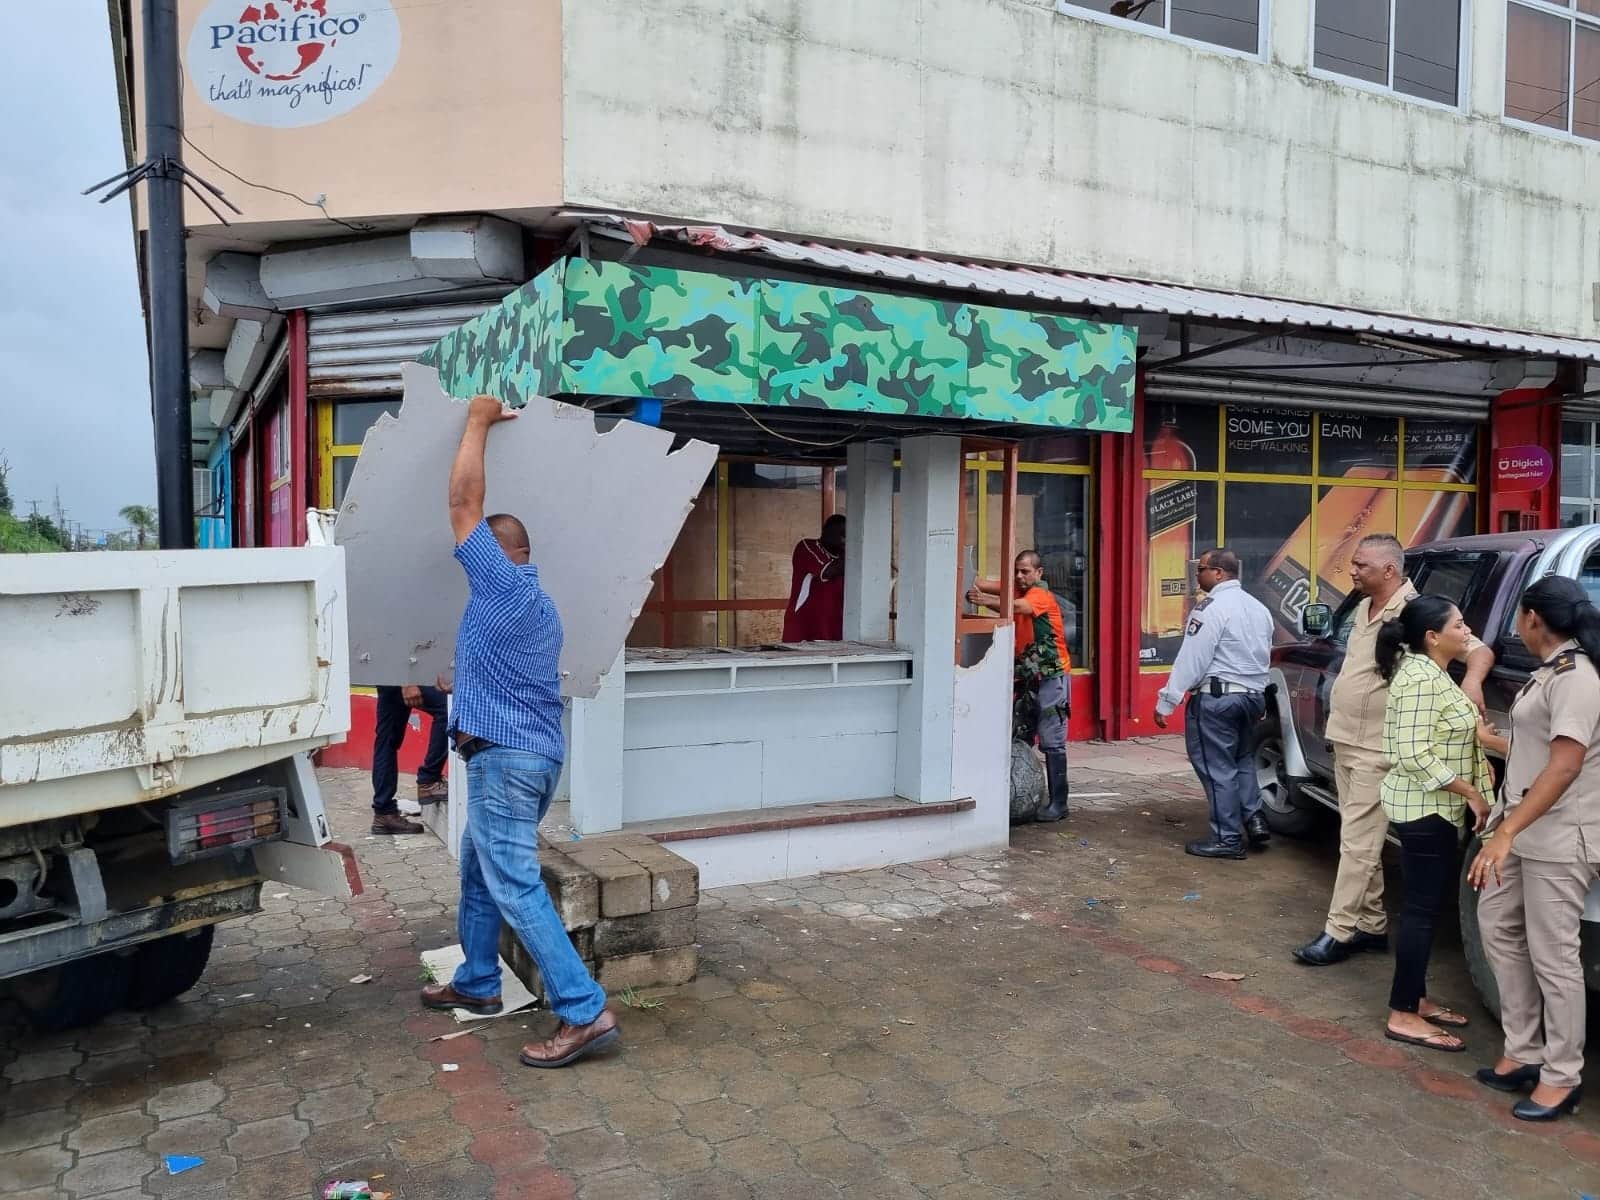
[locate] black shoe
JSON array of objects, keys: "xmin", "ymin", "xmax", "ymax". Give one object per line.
[
  {"xmin": 1476, "ymin": 1063, "xmax": 1541, "ymax": 1093},
  {"xmin": 1347, "ymin": 929, "xmax": 1389, "ymax": 954},
  {"xmin": 1185, "ymin": 839, "xmax": 1246, "ymax": 860},
  {"xmin": 1512, "ymin": 1084, "xmax": 1582, "ymax": 1122},
  {"xmin": 1037, "ymin": 750, "xmax": 1069, "ymax": 822},
  {"xmin": 1292, "ymin": 933, "xmax": 1353, "ymax": 965},
  {"xmin": 1245, "ymin": 814, "xmax": 1270, "ymax": 847},
  {"xmin": 371, "ymin": 811, "xmax": 425, "ymax": 835}
]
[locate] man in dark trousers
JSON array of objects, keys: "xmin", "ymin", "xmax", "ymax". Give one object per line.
[
  {"xmin": 420, "ymin": 394, "xmax": 619, "ymax": 1070},
  {"xmin": 1154, "ymin": 547, "xmax": 1274, "ymax": 859},
  {"xmin": 369, "ymin": 684, "xmax": 449, "ymax": 835}
]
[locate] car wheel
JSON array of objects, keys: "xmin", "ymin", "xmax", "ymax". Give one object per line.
[
  {"xmin": 126, "ymin": 925, "xmax": 217, "ymax": 1011},
  {"xmin": 1252, "ymin": 725, "xmax": 1320, "ymax": 838},
  {"xmin": 1457, "ymin": 838, "xmax": 1502, "ymax": 1019},
  {"xmin": 10, "ymin": 950, "xmax": 135, "ymax": 1032}
]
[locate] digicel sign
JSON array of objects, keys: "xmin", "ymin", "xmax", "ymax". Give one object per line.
[
  {"xmin": 187, "ymin": 0, "xmax": 401, "ymax": 128},
  {"xmin": 1492, "ymin": 444, "xmax": 1553, "ymax": 494}
]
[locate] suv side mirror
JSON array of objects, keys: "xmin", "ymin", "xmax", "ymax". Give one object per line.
[{"xmin": 1301, "ymin": 603, "xmax": 1333, "ymax": 637}]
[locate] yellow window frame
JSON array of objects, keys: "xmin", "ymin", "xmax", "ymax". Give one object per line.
[{"xmin": 1138, "ymin": 409, "xmax": 1481, "ymax": 671}]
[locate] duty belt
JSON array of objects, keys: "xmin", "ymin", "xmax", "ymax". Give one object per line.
[{"xmin": 1191, "ymin": 678, "xmax": 1262, "ymax": 697}]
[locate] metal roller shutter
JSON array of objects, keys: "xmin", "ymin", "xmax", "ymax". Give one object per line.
[{"xmin": 307, "ymin": 288, "xmax": 513, "ymax": 399}]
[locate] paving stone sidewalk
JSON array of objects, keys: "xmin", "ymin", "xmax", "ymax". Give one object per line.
[{"xmin": 3, "ymin": 755, "xmax": 1599, "ymax": 1200}]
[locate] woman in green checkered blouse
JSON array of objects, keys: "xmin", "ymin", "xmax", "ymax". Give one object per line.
[{"xmin": 1375, "ymin": 595, "xmax": 1492, "ymax": 1054}]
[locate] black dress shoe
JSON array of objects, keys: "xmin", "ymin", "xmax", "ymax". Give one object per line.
[
  {"xmin": 1185, "ymin": 839, "xmax": 1247, "ymax": 860},
  {"xmin": 1246, "ymin": 814, "xmax": 1270, "ymax": 847},
  {"xmin": 1347, "ymin": 929, "xmax": 1389, "ymax": 954},
  {"xmin": 1513, "ymin": 1084, "xmax": 1582, "ymax": 1122},
  {"xmin": 1292, "ymin": 933, "xmax": 1352, "ymax": 965},
  {"xmin": 1476, "ymin": 1063, "xmax": 1541, "ymax": 1093}
]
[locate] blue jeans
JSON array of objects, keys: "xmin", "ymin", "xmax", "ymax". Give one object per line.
[{"xmin": 451, "ymin": 747, "xmax": 607, "ymax": 1026}]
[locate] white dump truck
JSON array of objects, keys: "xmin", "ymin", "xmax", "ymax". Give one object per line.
[{"xmin": 0, "ymin": 545, "xmax": 356, "ymax": 1029}]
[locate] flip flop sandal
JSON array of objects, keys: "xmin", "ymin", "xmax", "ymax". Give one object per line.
[
  {"xmin": 1421, "ymin": 1007, "xmax": 1469, "ymax": 1028},
  {"xmin": 1386, "ymin": 1027, "xmax": 1466, "ymax": 1053}
]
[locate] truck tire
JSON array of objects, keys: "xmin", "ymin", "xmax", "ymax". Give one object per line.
[
  {"xmin": 126, "ymin": 925, "xmax": 217, "ymax": 1010},
  {"xmin": 1252, "ymin": 724, "xmax": 1320, "ymax": 839},
  {"xmin": 1457, "ymin": 837, "xmax": 1503, "ymax": 1019},
  {"xmin": 11, "ymin": 951, "xmax": 135, "ymax": 1032}
]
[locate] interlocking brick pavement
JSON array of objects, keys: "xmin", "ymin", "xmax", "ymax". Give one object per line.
[{"xmin": 2, "ymin": 754, "xmax": 1599, "ymax": 1198}]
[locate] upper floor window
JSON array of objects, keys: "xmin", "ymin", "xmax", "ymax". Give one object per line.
[
  {"xmin": 1506, "ymin": 1, "xmax": 1600, "ymax": 140},
  {"xmin": 1055, "ymin": 2, "xmax": 1262, "ymax": 55},
  {"xmin": 1313, "ymin": 1, "xmax": 1465, "ymax": 106}
]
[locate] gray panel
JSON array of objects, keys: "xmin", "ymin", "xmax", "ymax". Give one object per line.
[{"xmin": 334, "ymin": 363, "xmax": 718, "ymax": 698}]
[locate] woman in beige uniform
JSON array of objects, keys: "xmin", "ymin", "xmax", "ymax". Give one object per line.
[{"xmin": 1470, "ymin": 575, "xmax": 1600, "ymax": 1122}]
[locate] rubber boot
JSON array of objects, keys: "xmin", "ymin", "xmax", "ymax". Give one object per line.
[{"xmin": 1037, "ymin": 750, "xmax": 1069, "ymax": 822}]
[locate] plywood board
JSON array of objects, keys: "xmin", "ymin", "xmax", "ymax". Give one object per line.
[{"xmin": 335, "ymin": 363, "xmax": 718, "ymax": 697}]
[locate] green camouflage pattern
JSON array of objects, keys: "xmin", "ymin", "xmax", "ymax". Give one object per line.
[
  {"xmin": 563, "ymin": 259, "xmax": 758, "ymax": 405},
  {"xmin": 419, "ymin": 258, "xmax": 1134, "ymax": 432}
]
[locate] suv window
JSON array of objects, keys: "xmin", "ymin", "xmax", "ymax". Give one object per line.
[
  {"xmin": 1411, "ymin": 553, "xmax": 1488, "ymax": 608},
  {"xmin": 1330, "ymin": 595, "xmax": 1361, "ymax": 647},
  {"xmin": 1581, "ymin": 548, "xmax": 1600, "ymax": 608}
]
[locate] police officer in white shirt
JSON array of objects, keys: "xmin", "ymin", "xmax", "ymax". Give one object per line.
[{"xmin": 1154, "ymin": 547, "xmax": 1275, "ymax": 860}]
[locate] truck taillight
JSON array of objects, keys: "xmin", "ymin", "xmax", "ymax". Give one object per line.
[{"xmin": 166, "ymin": 787, "xmax": 288, "ymax": 865}]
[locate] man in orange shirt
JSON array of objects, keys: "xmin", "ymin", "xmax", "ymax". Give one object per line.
[
  {"xmin": 782, "ymin": 515, "xmax": 846, "ymax": 642},
  {"xmin": 968, "ymin": 550, "xmax": 1071, "ymax": 822}
]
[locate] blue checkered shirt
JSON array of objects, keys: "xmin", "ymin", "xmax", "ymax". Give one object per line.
[{"xmin": 450, "ymin": 520, "xmax": 565, "ymax": 761}]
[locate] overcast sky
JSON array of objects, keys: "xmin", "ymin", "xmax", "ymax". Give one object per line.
[{"xmin": 0, "ymin": 3, "xmax": 155, "ymax": 537}]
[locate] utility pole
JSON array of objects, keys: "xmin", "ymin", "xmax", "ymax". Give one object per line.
[
  {"xmin": 84, "ymin": 2, "xmax": 238, "ymax": 552},
  {"xmin": 144, "ymin": 0, "xmax": 193, "ymax": 550}
]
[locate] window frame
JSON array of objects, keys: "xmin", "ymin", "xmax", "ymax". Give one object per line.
[
  {"xmin": 1503, "ymin": 0, "xmax": 1600, "ymax": 144},
  {"xmin": 1139, "ymin": 406, "xmax": 1483, "ymax": 672},
  {"xmin": 1052, "ymin": 0, "xmax": 1269, "ymax": 62},
  {"xmin": 1308, "ymin": 0, "xmax": 1472, "ymax": 112},
  {"xmin": 1561, "ymin": 418, "xmax": 1600, "ymax": 523}
]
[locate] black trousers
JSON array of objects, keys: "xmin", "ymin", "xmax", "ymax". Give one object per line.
[
  {"xmin": 1388, "ymin": 813, "xmax": 1461, "ymax": 1013},
  {"xmin": 371, "ymin": 685, "xmax": 448, "ymax": 815}
]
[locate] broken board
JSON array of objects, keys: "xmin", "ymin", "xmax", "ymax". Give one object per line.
[{"xmin": 334, "ymin": 362, "xmax": 718, "ymax": 697}]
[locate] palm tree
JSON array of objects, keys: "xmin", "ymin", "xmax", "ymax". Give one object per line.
[{"xmin": 119, "ymin": 504, "xmax": 157, "ymax": 550}]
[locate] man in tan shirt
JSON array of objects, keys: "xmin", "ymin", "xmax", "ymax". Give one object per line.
[{"xmin": 1292, "ymin": 534, "xmax": 1494, "ymax": 966}]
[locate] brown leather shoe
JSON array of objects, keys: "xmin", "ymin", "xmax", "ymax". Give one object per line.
[
  {"xmin": 420, "ymin": 981, "xmax": 503, "ymax": 1015},
  {"xmin": 417, "ymin": 780, "xmax": 449, "ymax": 804},
  {"xmin": 519, "ymin": 1008, "xmax": 621, "ymax": 1069},
  {"xmin": 371, "ymin": 812, "xmax": 425, "ymax": 835}
]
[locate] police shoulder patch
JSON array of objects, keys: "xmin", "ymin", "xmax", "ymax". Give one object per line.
[
  {"xmin": 1186, "ymin": 618, "xmax": 1202, "ymax": 636},
  {"xmin": 1554, "ymin": 653, "xmax": 1577, "ymax": 675}
]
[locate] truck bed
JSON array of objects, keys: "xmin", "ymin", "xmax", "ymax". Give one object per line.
[{"xmin": 0, "ymin": 547, "xmax": 350, "ymax": 828}]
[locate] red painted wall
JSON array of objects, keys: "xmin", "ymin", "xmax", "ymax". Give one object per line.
[
  {"xmin": 1487, "ymin": 385, "xmax": 1562, "ymax": 533},
  {"xmin": 317, "ymin": 693, "xmax": 438, "ymax": 776}
]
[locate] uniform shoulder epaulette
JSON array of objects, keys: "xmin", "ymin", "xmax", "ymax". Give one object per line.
[
  {"xmin": 1553, "ymin": 653, "xmax": 1577, "ymax": 674},
  {"xmin": 1193, "ymin": 597, "xmax": 1214, "ymax": 612}
]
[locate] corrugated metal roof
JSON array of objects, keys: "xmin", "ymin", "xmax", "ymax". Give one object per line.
[{"xmin": 575, "ymin": 213, "xmax": 1600, "ymax": 365}]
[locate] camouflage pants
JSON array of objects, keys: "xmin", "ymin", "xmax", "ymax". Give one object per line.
[{"xmin": 1015, "ymin": 673, "xmax": 1069, "ymax": 751}]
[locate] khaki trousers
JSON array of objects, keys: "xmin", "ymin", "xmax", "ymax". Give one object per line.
[
  {"xmin": 1478, "ymin": 851, "xmax": 1598, "ymax": 1089},
  {"xmin": 1325, "ymin": 742, "xmax": 1391, "ymax": 941}
]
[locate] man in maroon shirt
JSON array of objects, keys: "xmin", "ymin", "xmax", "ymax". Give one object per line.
[{"xmin": 782, "ymin": 515, "xmax": 846, "ymax": 641}]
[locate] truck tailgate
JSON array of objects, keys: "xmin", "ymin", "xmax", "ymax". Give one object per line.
[{"xmin": 0, "ymin": 547, "xmax": 350, "ymax": 827}]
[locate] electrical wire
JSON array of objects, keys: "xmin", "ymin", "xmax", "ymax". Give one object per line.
[
  {"xmin": 181, "ymin": 134, "xmax": 376, "ymax": 234},
  {"xmin": 733, "ymin": 405, "xmax": 868, "ymax": 448},
  {"xmin": 174, "ymin": 57, "xmax": 375, "ymax": 233}
]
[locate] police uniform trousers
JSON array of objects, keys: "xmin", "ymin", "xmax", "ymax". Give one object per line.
[
  {"xmin": 1184, "ymin": 690, "xmax": 1266, "ymax": 846},
  {"xmin": 1478, "ymin": 849, "xmax": 1599, "ymax": 1089},
  {"xmin": 1325, "ymin": 741, "xmax": 1392, "ymax": 942}
]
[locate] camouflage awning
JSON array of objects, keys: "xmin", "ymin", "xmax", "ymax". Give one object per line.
[{"xmin": 419, "ymin": 258, "xmax": 1135, "ymax": 433}]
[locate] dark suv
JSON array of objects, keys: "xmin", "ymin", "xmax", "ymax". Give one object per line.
[{"xmin": 1255, "ymin": 526, "xmax": 1600, "ymax": 1010}]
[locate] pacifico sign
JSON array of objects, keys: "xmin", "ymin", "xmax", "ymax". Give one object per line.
[{"xmin": 187, "ymin": 0, "xmax": 401, "ymax": 128}]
